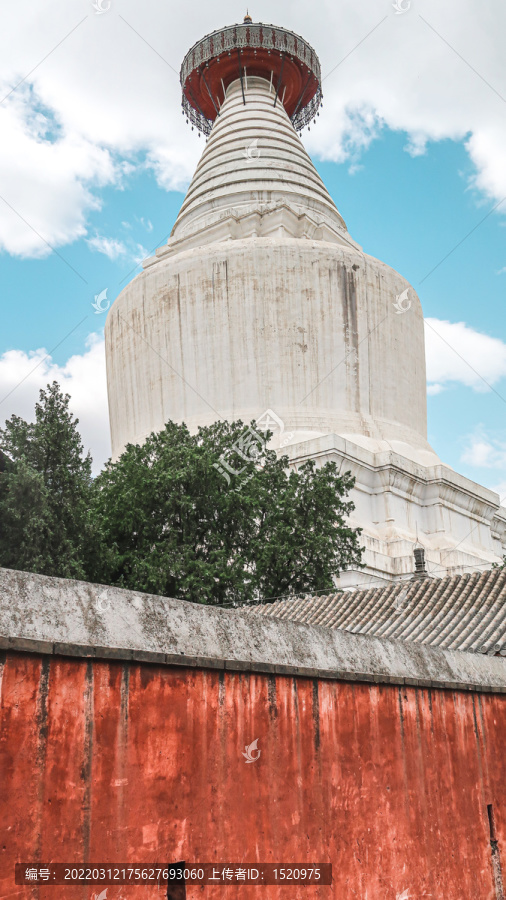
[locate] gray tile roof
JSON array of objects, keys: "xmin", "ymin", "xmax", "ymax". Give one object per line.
[{"xmin": 248, "ymin": 568, "xmax": 506, "ymax": 655}]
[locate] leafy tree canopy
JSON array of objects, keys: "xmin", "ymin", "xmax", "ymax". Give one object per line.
[
  {"xmin": 92, "ymin": 419, "xmax": 363, "ymax": 605},
  {"xmin": 0, "ymin": 382, "xmax": 93, "ymax": 579},
  {"xmin": 0, "ymin": 385, "xmax": 364, "ymax": 603}
]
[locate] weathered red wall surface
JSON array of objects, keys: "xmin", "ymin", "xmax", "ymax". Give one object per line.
[{"xmin": 1, "ymin": 650, "xmax": 505, "ymax": 899}]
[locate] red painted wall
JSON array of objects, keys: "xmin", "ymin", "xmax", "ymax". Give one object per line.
[{"xmin": 1, "ymin": 650, "xmax": 505, "ymax": 899}]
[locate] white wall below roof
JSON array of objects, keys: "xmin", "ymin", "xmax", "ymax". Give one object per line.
[
  {"xmin": 283, "ymin": 433, "xmax": 506, "ymax": 586},
  {"xmin": 106, "ymin": 236, "xmax": 430, "ymax": 461}
]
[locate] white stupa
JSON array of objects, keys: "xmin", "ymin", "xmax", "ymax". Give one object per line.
[{"xmin": 105, "ymin": 18, "xmax": 506, "ymax": 585}]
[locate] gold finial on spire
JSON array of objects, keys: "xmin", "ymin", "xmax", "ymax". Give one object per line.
[{"xmin": 244, "ymin": 10, "xmax": 253, "ymax": 22}]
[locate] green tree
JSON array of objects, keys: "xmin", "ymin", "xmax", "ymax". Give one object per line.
[
  {"xmin": 92, "ymin": 419, "xmax": 363, "ymax": 604},
  {"xmin": 0, "ymin": 382, "xmax": 93, "ymax": 578}
]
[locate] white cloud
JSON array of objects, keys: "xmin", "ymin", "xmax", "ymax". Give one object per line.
[
  {"xmin": 0, "ymin": 334, "xmax": 110, "ymax": 474},
  {"xmin": 424, "ymin": 317, "xmax": 506, "ymax": 392},
  {"xmin": 461, "ymin": 434, "xmax": 506, "ymax": 468},
  {"xmin": 459, "ymin": 430, "xmax": 506, "ymax": 503},
  {"xmin": 307, "ymin": 1, "xmax": 506, "ymax": 203},
  {"xmin": 134, "ymin": 243, "xmax": 149, "ymax": 264},
  {"xmin": 0, "ymin": 0, "xmax": 505, "ymax": 257},
  {"xmin": 86, "ymin": 232, "xmax": 150, "ymax": 265},
  {"xmin": 0, "ymin": 96, "xmax": 115, "ymax": 257},
  {"xmin": 145, "ymin": 143, "xmax": 201, "ymax": 193},
  {"xmin": 87, "ymin": 234, "xmax": 127, "ymax": 259}
]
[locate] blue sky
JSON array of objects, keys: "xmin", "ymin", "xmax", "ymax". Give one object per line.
[{"xmin": 0, "ymin": 0, "xmax": 505, "ymax": 501}]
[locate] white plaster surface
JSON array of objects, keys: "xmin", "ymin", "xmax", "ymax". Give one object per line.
[{"xmin": 284, "ymin": 434, "xmax": 506, "ymax": 586}]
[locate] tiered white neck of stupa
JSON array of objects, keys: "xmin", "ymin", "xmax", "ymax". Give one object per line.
[{"xmin": 165, "ymin": 76, "xmax": 358, "ymax": 254}]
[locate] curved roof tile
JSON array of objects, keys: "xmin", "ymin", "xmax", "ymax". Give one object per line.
[{"xmin": 248, "ymin": 568, "xmax": 506, "ymax": 656}]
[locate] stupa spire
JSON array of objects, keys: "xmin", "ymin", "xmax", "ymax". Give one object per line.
[
  {"xmin": 170, "ymin": 20, "xmax": 356, "ymax": 251},
  {"xmin": 171, "ymin": 75, "xmax": 350, "ymax": 247}
]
